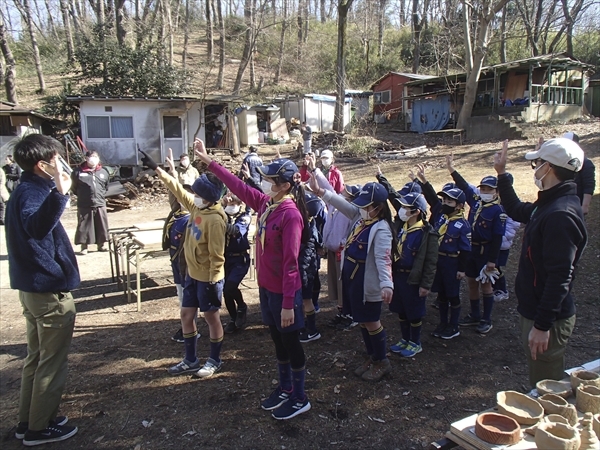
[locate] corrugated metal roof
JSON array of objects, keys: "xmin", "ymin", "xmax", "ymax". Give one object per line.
[
  {"xmin": 370, "ymin": 71, "xmax": 436, "ymax": 88},
  {"xmin": 65, "ymin": 94, "xmax": 242, "ymax": 102},
  {"xmin": 0, "ymin": 101, "xmax": 60, "ymax": 122}
]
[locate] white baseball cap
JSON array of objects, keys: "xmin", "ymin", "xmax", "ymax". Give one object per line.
[
  {"xmin": 320, "ymin": 149, "xmax": 334, "ymax": 159},
  {"xmin": 524, "ymin": 138, "xmax": 584, "ymax": 172},
  {"xmin": 562, "ymin": 131, "xmax": 580, "ymax": 143}
]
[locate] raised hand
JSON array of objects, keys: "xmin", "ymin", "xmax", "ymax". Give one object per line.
[
  {"xmin": 408, "ymin": 168, "xmax": 415, "ymax": 181},
  {"xmin": 494, "ymin": 140, "xmax": 508, "ymax": 175},
  {"xmin": 534, "ymin": 136, "xmax": 544, "ymax": 152},
  {"xmin": 138, "ymin": 148, "xmax": 158, "ymax": 171},
  {"xmin": 446, "ymin": 153, "xmax": 455, "ymax": 173},
  {"xmin": 241, "ymin": 162, "xmax": 251, "ymax": 180},
  {"xmin": 194, "ymin": 138, "xmax": 211, "ymax": 165},
  {"xmin": 307, "ymin": 152, "xmax": 317, "ymax": 171},
  {"xmin": 53, "ymin": 155, "xmax": 72, "ymax": 195},
  {"xmin": 165, "ymin": 148, "xmax": 176, "ymax": 173},
  {"xmin": 308, "ymin": 173, "xmax": 321, "ymax": 195},
  {"xmin": 416, "ymin": 164, "xmax": 427, "ymax": 183},
  {"xmin": 377, "ymin": 165, "xmax": 383, "ymax": 177}
]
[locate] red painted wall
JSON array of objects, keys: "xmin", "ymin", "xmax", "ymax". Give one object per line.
[{"xmin": 373, "ymin": 73, "xmax": 413, "ymax": 119}]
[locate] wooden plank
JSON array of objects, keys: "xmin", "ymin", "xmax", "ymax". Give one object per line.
[{"xmin": 270, "ymin": 118, "xmax": 290, "ymax": 141}]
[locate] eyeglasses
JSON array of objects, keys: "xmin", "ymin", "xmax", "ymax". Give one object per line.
[{"xmin": 530, "ymin": 159, "xmax": 545, "ymax": 170}]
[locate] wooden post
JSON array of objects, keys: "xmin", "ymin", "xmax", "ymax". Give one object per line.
[{"xmin": 229, "ymin": 112, "xmax": 240, "ymax": 156}]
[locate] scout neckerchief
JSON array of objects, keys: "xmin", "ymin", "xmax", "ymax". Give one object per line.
[
  {"xmin": 437, "ymin": 208, "xmax": 465, "ymax": 244},
  {"xmin": 257, "ymin": 195, "xmax": 293, "ymax": 252},
  {"xmin": 473, "ymin": 197, "xmax": 500, "ymax": 223},
  {"xmin": 396, "ymin": 219, "xmax": 424, "ymax": 261},
  {"xmin": 345, "ymin": 217, "xmax": 378, "ymax": 249}
]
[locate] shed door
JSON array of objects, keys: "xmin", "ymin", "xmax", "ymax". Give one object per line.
[{"xmin": 162, "ymin": 115, "xmax": 184, "ymax": 157}]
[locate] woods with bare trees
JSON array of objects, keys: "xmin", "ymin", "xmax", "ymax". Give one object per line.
[{"xmin": 0, "ymin": 0, "xmax": 598, "ymax": 125}]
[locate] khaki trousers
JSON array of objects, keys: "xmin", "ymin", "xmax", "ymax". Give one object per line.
[
  {"xmin": 18, "ymin": 291, "xmax": 76, "ymax": 431},
  {"xmin": 520, "ymin": 314, "xmax": 575, "ymax": 388},
  {"xmin": 326, "ymin": 250, "xmax": 343, "ymax": 308}
]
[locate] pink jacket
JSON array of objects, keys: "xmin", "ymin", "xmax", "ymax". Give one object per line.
[
  {"xmin": 300, "ymin": 164, "xmax": 344, "ymax": 194},
  {"xmin": 209, "ymin": 161, "xmax": 302, "ymax": 309}
]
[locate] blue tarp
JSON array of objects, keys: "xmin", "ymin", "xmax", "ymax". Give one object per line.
[
  {"xmin": 309, "ymin": 94, "xmax": 352, "ymax": 103},
  {"xmin": 411, "ymin": 95, "xmax": 451, "ymax": 133}
]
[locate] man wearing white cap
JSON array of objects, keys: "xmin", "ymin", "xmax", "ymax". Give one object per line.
[
  {"xmin": 562, "ymin": 132, "xmax": 595, "ymax": 216},
  {"xmin": 493, "ymin": 139, "xmax": 588, "ymax": 387}
]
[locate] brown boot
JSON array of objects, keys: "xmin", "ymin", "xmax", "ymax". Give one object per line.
[
  {"xmin": 354, "ymin": 356, "xmax": 373, "ymax": 377},
  {"xmin": 361, "ymin": 358, "xmax": 391, "ymax": 382}
]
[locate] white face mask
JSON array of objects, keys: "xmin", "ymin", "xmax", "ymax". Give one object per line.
[
  {"xmin": 321, "ymin": 158, "xmax": 332, "ymax": 168},
  {"xmin": 398, "ymin": 209, "xmax": 412, "ymax": 222},
  {"xmin": 87, "ymin": 157, "xmax": 99, "ymax": 167},
  {"xmin": 260, "ymin": 179, "xmax": 277, "ymax": 197},
  {"xmin": 479, "ymin": 193, "xmax": 496, "ymax": 202},
  {"xmin": 194, "ymin": 197, "xmax": 208, "ymax": 209},
  {"xmin": 359, "ymin": 208, "xmax": 371, "ymax": 221},
  {"xmin": 180, "ymin": 159, "xmax": 189, "ymax": 168},
  {"xmin": 533, "ymin": 162, "xmax": 549, "ymax": 191},
  {"xmin": 225, "ymin": 205, "xmax": 240, "ymax": 215}
]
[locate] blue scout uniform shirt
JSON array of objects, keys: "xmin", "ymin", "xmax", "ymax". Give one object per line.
[
  {"xmin": 396, "ymin": 221, "xmax": 426, "ymax": 269},
  {"xmin": 344, "ymin": 220, "xmax": 375, "ymax": 278},
  {"xmin": 225, "ymin": 210, "xmax": 251, "ymax": 254},
  {"xmin": 169, "ymin": 212, "xmax": 190, "ymax": 259},
  {"xmin": 434, "ymin": 213, "xmax": 472, "ymax": 255},
  {"xmin": 461, "ymin": 186, "xmax": 506, "ymax": 244}
]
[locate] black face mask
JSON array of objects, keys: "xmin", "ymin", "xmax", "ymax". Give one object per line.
[{"xmin": 441, "ymin": 204, "xmax": 456, "ymax": 216}]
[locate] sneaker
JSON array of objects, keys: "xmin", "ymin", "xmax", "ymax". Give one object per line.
[
  {"xmin": 299, "ymin": 329, "xmax": 321, "ymax": 343},
  {"xmin": 440, "ymin": 326, "xmax": 460, "ymax": 340},
  {"xmin": 390, "ymin": 339, "xmax": 409, "ymax": 353},
  {"xmin": 313, "ymin": 304, "xmax": 320, "ymax": 313},
  {"xmin": 224, "ymin": 321, "xmax": 237, "ymax": 334},
  {"xmin": 361, "ymin": 358, "xmax": 392, "ymax": 382},
  {"xmin": 327, "ymin": 314, "xmax": 343, "ymax": 328},
  {"xmin": 354, "ymin": 356, "xmax": 373, "ymax": 377},
  {"xmin": 272, "ymin": 396, "xmax": 311, "ymax": 420},
  {"xmin": 16, "ymin": 417, "xmax": 68, "ymax": 440},
  {"xmin": 193, "ymin": 358, "xmax": 222, "ymax": 378},
  {"xmin": 261, "ymin": 386, "xmax": 292, "ymax": 410},
  {"xmin": 235, "ymin": 306, "xmax": 248, "ymax": 329},
  {"xmin": 459, "ymin": 313, "xmax": 481, "ymax": 327},
  {"xmin": 167, "ymin": 358, "xmax": 200, "ymax": 375},
  {"xmin": 494, "ymin": 290, "xmax": 509, "ymax": 302},
  {"xmin": 399, "ymin": 341, "xmax": 422, "ymax": 358},
  {"xmin": 97, "ymin": 244, "xmax": 108, "ymax": 252},
  {"xmin": 476, "ymin": 321, "xmax": 493, "ymax": 334},
  {"xmin": 22, "ymin": 424, "xmax": 78, "ymax": 447},
  {"xmin": 79, "ymin": 245, "xmax": 88, "ymax": 256},
  {"xmin": 336, "ymin": 315, "xmax": 357, "ymax": 331},
  {"xmin": 431, "ymin": 324, "xmax": 447, "ymax": 338},
  {"xmin": 171, "ymin": 328, "xmax": 184, "ymax": 343}
]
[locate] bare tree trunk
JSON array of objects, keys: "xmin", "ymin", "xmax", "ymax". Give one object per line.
[
  {"xmin": 399, "ymin": 0, "xmax": 405, "ymax": 25},
  {"xmin": 500, "ymin": 3, "xmax": 506, "ymax": 62},
  {"xmin": 15, "ymin": 0, "xmax": 46, "ymax": 93},
  {"xmin": 206, "ymin": 0, "xmax": 214, "ymax": 63},
  {"xmin": 320, "ymin": 0, "xmax": 325, "ymax": 22},
  {"xmin": 43, "ymin": 0, "xmax": 59, "ymax": 38},
  {"xmin": 164, "ymin": 0, "xmax": 174, "ymax": 64},
  {"xmin": 462, "ymin": 0, "xmax": 472, "ymax": 72},
  {"xmin": 182, "ymin": 0, "xmax": 190, "ymax": 69},
  {"xmin": 297, "ymin": 0, "xmax": 304, "ymax": 59},
  {"xmin": 233, "ymin": 0, "xmax": 253, "ymax": 94},
  {"xmin": 302, "ymin": 0, "xmax": 308, "ymax": 43},
  {"xmin": 115, "ymin": 0, "xmax": 126, "ymax": 46},
  {"xmin": 173, "ymin": 0, "xmax": 181, "ymax": 30},
  {"xmin": 274, "ymin": 0, "xmax": 288, "ymax": 84},
  {"xmin": 411, "ymin": 0, "xmax": 421, "ymax": 73},
  {"xmin": 457, "ymin": 0, "xmax": 510, "ymax": 130},
  {"xmin": 377, "ymin": 0, "xmax": 386, "ymax": 57},
  {"xmin": 0, "ymin": 13, "xmax": 18, "ymax": 104},
  {"xmin": 216, "ymin": 0, "xmax": 225, "ymax": 88},
  {"xmin": 333, "ymin": 0, "xmax": 354, "ymax": 132},
  {"xmin": 59, "ymin": 0, "xmax": 75, "ymax": 63}
]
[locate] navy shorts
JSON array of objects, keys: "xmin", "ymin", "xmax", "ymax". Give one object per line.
[
  {"xmin": 171, "ymin": 260, "xmax": 183, "ymax": 285},
  {"xmin": 465, "ymin": 249, "xmax": 492, "ymax": 279},
  {"xmin": 182, "ymin": 276, "xmax": 224, "ymax": 312},
  {"xmin": 259, "ymin": 287, "xmax": 305, "ymax": 333},
  {"xmin": 431, "ymin": 256, "xmax": 461, "ymax": 297},
  {"xmin": 496, "ymin": 249, "xmax": 509, "ymax": 268},
  {"xmin": 389, "ymin": 272, "xmax": 426, "ymax": 320},
  {"xmin": 342, "ymin": 261, "xmax": 382, "ymax": 323},
  {"xmin": 225, "ymin": 254, "xmax": 250, "ymax": 286}
]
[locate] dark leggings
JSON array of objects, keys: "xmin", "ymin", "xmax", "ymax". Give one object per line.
[
  {"xmin": 269, "ymin": 326, "xmax": 306, "ymax": 369},
  {"xmin": 224, "ymin": 281, "xmax": 245, "ymax": 320}
]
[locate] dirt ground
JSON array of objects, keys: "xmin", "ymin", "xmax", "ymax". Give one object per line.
[{"xmin": 1, "ymin": 121, "xmax": 599, "ymax": 450}]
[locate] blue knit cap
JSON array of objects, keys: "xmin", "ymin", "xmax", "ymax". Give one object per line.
[{"xmin": 192, "ymin": 174, "xmax": 224, "ymax": 202}]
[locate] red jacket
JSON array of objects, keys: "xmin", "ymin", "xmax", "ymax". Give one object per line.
[{"xmin": 300, "ymin": 164, "xmax": 344, "ymax": 194}]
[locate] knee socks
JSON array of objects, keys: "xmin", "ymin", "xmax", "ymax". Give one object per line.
[
  {"xmin": 410, "ymin": 320, "xmax": 422, "ymax": 346},
  {"xmin": 209, "ymin": 336, "xmax": 224, "ymax": 363},
  {"xmin": 438, "ymin": 295, "xmax": 449, "ymax": 325},
  {"xmin": 292, "ymin": 367, "xmax": 306, "ymax": 400},
  {"xmin": 470, "ymin": 299, "xmax": 481, "ymax": 319},
  {"xmin": 482, "ymin": 294, "xmax": 494, "ymax": 322},
  {"xmin": 184, "ymin": 330, "xmax": 198, "ymax": 362},
  {"xmin": 448, "ymin": 296, "xmax": 461, "ymax": 327},
  {"xmin": 277, "ymin": 360, "xmax": 292, "ymax": 392},
  {"xmin": 399, "ymin": 317, "xmax": 410, "ymax": 342},
  {"xmin": 369, "ymin": 326, "xmax": 387, "ymax": 361},
  {"xmin": 360, "ymin": 325, "xmax": 374, "ymax": 356},
  {"xmin": 306, "ymin": 309, "xmax": 316, "ymax": 332}
]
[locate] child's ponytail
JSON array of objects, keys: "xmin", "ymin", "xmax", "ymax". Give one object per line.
[{"xmin": 291, "ymin": 182, "xmax": 311, "ymax": 244}]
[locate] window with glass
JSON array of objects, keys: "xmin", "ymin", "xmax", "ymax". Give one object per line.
[{"xmin": 86, "ymin": 116, "xmax": 133, "ymax": 139}]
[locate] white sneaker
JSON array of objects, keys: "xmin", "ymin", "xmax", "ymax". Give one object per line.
[
  {"xmin": 193, "ymin": 358, "xmax": 222, "ymax": 378},
  {"xmin": 493, "ymin": 290, "xmax": 509, "ymax": 302}
]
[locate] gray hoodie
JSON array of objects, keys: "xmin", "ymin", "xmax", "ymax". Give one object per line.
[{"xmin": 322, "ymin": 190, "xmax": 394, "ymax": 302}]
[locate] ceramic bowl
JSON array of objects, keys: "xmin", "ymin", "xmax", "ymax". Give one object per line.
[
  {"xmin": 475, "ymin": 412, "xmax": 521, "ymax": 445},
  {"xmin": 571, "ymin": 370, "xmax": 600, "ymax": 394},
  {"xmin": 592, "ymin": 413, "xmax": 600, "ymax": 438},
  {"xmin": 497, "ymin": 390, "xmax": 544, "ymax": 425},
  {"xmin": 538, "ymin": 393, "xmax": 570, "ymax": 414},
  {"xmin": 576, "ymin": 385, "xmax": 600, "ymax": 414},
  {"xmin": 535, "ymin": 422, "xmax": 581, "ymax": 450},
  {"xmin": 537, "ymin": 379, "xmax": 573, "ymax": 398}
]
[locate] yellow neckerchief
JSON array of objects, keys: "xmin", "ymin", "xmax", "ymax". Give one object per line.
[
  {"xmin": 396, "ymin": 219, "xmax": 424, "ymax": 260},
  {"xmin": 256, "ymin": 195, "xmax": 293, "ymax": 251},
  {"xmin": 473, "ymin": 197, "xmax": 500, "ymax": 223},
  {"xmin": 345, "ymin": 217, "xmax": 378, "ymax": 249},
  {"xmin": 438, "ymin": 209, "xmax": 465, "ymax": 243}
]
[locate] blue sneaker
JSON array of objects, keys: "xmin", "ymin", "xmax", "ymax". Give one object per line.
[
  {"xmin": 261, "ymin": 387, "xmax": 292, "ymax": 411},
  {"xmin": 399, "ymin": 341, "xmax": 422, "ymax": 358},
  {"xmin": 167, "ymin": 358, "xmax": 200, "ymax": 375},
  {"xmin": 313, "ymin": 304, "xmax": 320, "ymax": 313},
  {"xmin": 272, "ymin": 396, "xmax": 311, "ymax": 420},
  {"xmin": 390, "ymin": 339, "xmax": 409, "ymax": 353}
]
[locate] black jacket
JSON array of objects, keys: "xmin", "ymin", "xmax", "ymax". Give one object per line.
[
  {"xmin": 498, "ymin": 174, "xmax": 587, "ymax": 331},
  {"xmin": 71, "ymin": 164, "xmax": 109, "ymax": 208}
]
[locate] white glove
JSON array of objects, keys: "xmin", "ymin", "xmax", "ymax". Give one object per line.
[
  {"xmin": 476, "ymin": 265, "xmax": 490, "ymax": 284},
  {"xmin": 487, "ymin": 269, "xmax": 501, "ymax": 285},
  {"xmin": 476, "ymin": 265, "xmax": 500, "ymax": 285}
]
